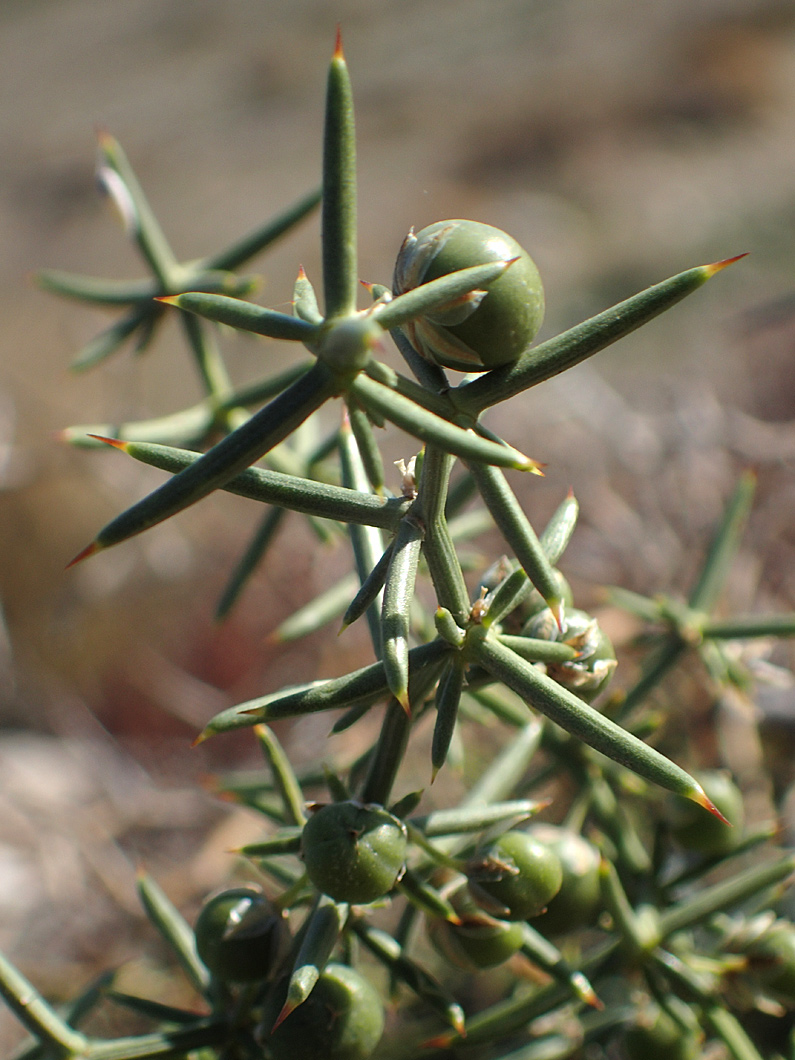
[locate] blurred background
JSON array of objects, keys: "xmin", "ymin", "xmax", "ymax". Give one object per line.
[{"xmin": 2, "ymin": 0, "xmax": 795, "ymax": 1044}]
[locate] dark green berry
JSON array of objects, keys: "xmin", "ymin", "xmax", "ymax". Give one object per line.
[
  {"xmin": 621, "ymin": 1006, "xmax": 701, "ymax": 1060},
  {"xmin": 263, "ymin": 963, "xmax": 384, "ymax": 1060},
  {"xmin": 744, "ymin": 920, "xmax": 795, "ymax": 1002},
  {"xmin": 426, "ymin": 884, "xmax": 524, "ymax": 970},
  {"xmin": 523, "ymin": 607, "xmax": 616, "ymax": 702},
  {"xmin": 194, "ymin": 887, "xmax": 289, "ymax": 983},
  {"xmin": 527, "ymin": 824, "xmax": 601, "ymax": 933},
  {"xmin": 393, "ymin": 220, "xmax": 544, "ymax": 372},
  {"xmin": 467, "ymin": 830, "xmax": 563, "ymax": 921},
  {"xmin": 301, "ymin": 800, "xmax": 408, "ymax": 904}
]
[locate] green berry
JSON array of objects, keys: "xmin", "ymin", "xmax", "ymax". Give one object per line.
[
  {"xmin": 301, "ymin": 800, "xmax": 408, "ymax": 904},
  {"xmin": 264, "ymin": 963, "xmax": 384, "ymax": 1060},
  {"xmin": 194, "ymin": 887, "xmax": 289, "ymax": 983},
  {"xmin": 621, "ymin": 1007, "xmax": 701, "ymax": 1060},
  {"xmin": 467, "ymin": 830, "xmax": 563, "ymax": 921},
  {"xmin": 523, "ymin": 607, "xmax": 616, "ymax": 702},
  {"xmin": 744, "ymin": 920, "xmax": 795, "ymax": 1002},
  {"xmin": 393, "ymin": 219, "xmax": 544, "ymax": 372},
  {"xmin": 426, "ymin": 884, "xmax": 524, "ymax": 970},
  {"xmin": 527, "ymin": 824, "xmax": 601, "ymax": 933}
]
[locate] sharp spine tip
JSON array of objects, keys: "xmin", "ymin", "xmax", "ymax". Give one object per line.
[
  {"xmin": 695, "ymin": 787, "xmax": 732, "ymax": 825},
  {"xmin": 705, "ymin": 252, "xmax": 749, "ymax": 277},
  {"xmin": 272, "ymin": 1001, "xmax": 294, "ymax": 1031},
  {"xmin": 397, "ymin": 693, "xmax": 412, "ymax": 717},
  {"xmin": 334, "ymin": 25, "xmax": 344, "ymax": 59},
  {"xmin": 422, "ymin": 1033, "xmax": 455, "ymax": 1050},
  {"xmin": 87, "ymin": 434, "xmax": 126, "ymax": 450},
  {"xmin": 66, "ymin": 541, "xmax": 100, "ymax": 569},
  {"xmin": 548, "ymin": 598, "xmax": 564, "ymax": 631}
]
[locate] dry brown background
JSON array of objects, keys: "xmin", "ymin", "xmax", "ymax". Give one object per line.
[{"xmin": 2, "ymin": 0, "xmax": 795, "ymax": 1048}]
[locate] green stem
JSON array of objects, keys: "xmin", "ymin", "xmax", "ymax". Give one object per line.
[
  {"xmin": 178, "ymin": 313, "xmax": 233, "ymax": 403},
  {"xmin": 0, "ymin": 950, "xmax": 88, "ymax": 1057},
  {"xmin": 418, "ymin": 448, "xmax": 470, "ymax": 623}
]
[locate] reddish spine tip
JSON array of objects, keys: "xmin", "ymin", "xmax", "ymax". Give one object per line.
[
  {"xmin": 191, "ymin": 731, "xmax": 209, "ymax": 748},
  {"xmin": 87, "ymin": 434, "xmax": 126, "ymax": 450},
  {"xmin": 360, "ymin": 280, "xmax": 374, "ymax": 292},
  {"xmin": 272, "ymin": 1001, "xmax": 295, "ymax": 1031},
  {"xmin": 580, "ymin": 984, "xmax": 604, "ymax": 1010},
  {"xmin": 334, "ymin": 25, "xmax": 344, "ymax": 60},
  {"xmin": 422, "ymin": 1032, "xmax": 456, "ymax": 1050},
  {"xmin": 154, "ymin": 295, "xmax": 179, "ymax": 306},
  {"xmin": 694, "ymin": 787, "xmax": 732, "ymax": 826},
  {"xmin": 705, "ymin": 252, "xmax": 749, "ymax": 277},
  {"xmin": 548, "ymin": 598, "xmax": 564, "ymax": 632},
  {"xmin": 66, "ymin": 541, "xmax": 100, "ymax": 570},
  {"xmin": 296, "ymin": 265, "xmax": 307, "ymax": 279}
]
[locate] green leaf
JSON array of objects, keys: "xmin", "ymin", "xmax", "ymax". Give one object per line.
[
  {"xmin": 97, "ymin": 132, "xmax": 179, "ymax": 287},
  {"xmin": 321, "ymin": 33, "xmax": 358, "ymax": 319},
  {"xmin": 102, "ymin": 437, "xmax": 408, "ymax": 531},
  {"xmin": 456, "ymin": 257, "xmax": 745, "ymax": 413},
  {"xmin": 71, "ymin": 306, "xmax": 150, "ymax": 371},
  {"xmin": 540, "ymin": 490, "xmax": 579, "ymax": 564},
  {"xmin": 381, "ymin": 516, "xmax": 425, "ymax": 711},
  {"xmin": 136, "ymin": 872, "xmax": 210, "ymax": 996},
  {"xmin": 352, "ymin": 374, "xmax": 540, "ymax": 472},
  {"xmin": 69, "ymin": 361, "xmax": 338, "ymax": 560},
  {"xmin": 293, "ymin": 266, "xmax": 323, "ymax": 325},
  {"xmin": 204, "ymin": 186, "xmax": 321, "ymax": 272},
  {"xmin": 467, "ymin": 462, "xmax": 563, "ymax": 617},
  {"xmin": 470, "ymin": 630, "xmax": 718, "ymax": 807},
  {"xmin": 215, "ymin": 506, "xmax": 286, "ymax": 620},
  {"xmin": 197, "ymin": 638, "xmax": 453, "ymax": 739},
  {"xmin": 160, "ymin": 291, "xmax": 319, "ymax": 343},
  {"xmin": 352, "ymin": 921, "xmax": 465, "ymax": 1034},
  {"xmin": 0, "ymin": 949, "xmax": 88, "ymax": 1055},
  {"xmin": 689, "ymin": 469, "xmax": 756, "ymax": 613},
  {"xmin": 373, "ymin": 259, "xmax": 513, "ymax": 332},
  {"xmin": 273, "ymin": 896, "xmax": 347, "ymax": 1028},
  {"xmin": 255, "ymin": 724, "xmax": 307, "ymax": 827},
  {"xmin": 431, "ymin": 658, "xmax": 466, "ymax": 779}
]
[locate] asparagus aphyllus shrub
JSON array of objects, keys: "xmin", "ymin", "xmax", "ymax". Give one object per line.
[{"xmin": 6, "ymin": 30, "xmax": 794, "ymax": 1060}]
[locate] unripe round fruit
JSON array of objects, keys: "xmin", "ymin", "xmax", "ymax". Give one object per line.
[
  {"xmin": 301, "ymin": 800, "xmax": 408, "ymax": 904},
  {"xmin": 621, "ymin": 1007, "xmax": 701, "ymax": 1060},
  {"xmin": 426, "ymin": 884, "xmax": 524, "ymax": 970},
  {"xmin": 744, "ymin": 920, "xmax": 795, "ymax": 1002},
  {"xmin": 467, "ymin": 830, "xmax": 563, "ymax": 921},
  {"xmin": 526, "ymin": 824, "xmax": 601, "ymax": 933},
  {"xmin": 393, "ymin": 220, "xmax": 544, "ymax": 372},
  {"xmin": 194, "ymin": 887, "xmax": 289, "ymax": 983},
  {"xmin": 263, "ymin": 963, "xmax": 384, "ymax": 1060},
  {"xmin": 668, "ymin": 770, "xmax": 744, "ymax": 857},
  {"xmin": 523, "ymin": 607, "xmax": 616, "ymax": 703}
]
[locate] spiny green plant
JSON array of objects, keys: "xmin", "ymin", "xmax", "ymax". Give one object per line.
[{"xmin": 6, "ymin": 30, "xmax": 795, "ymax": 1060}]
